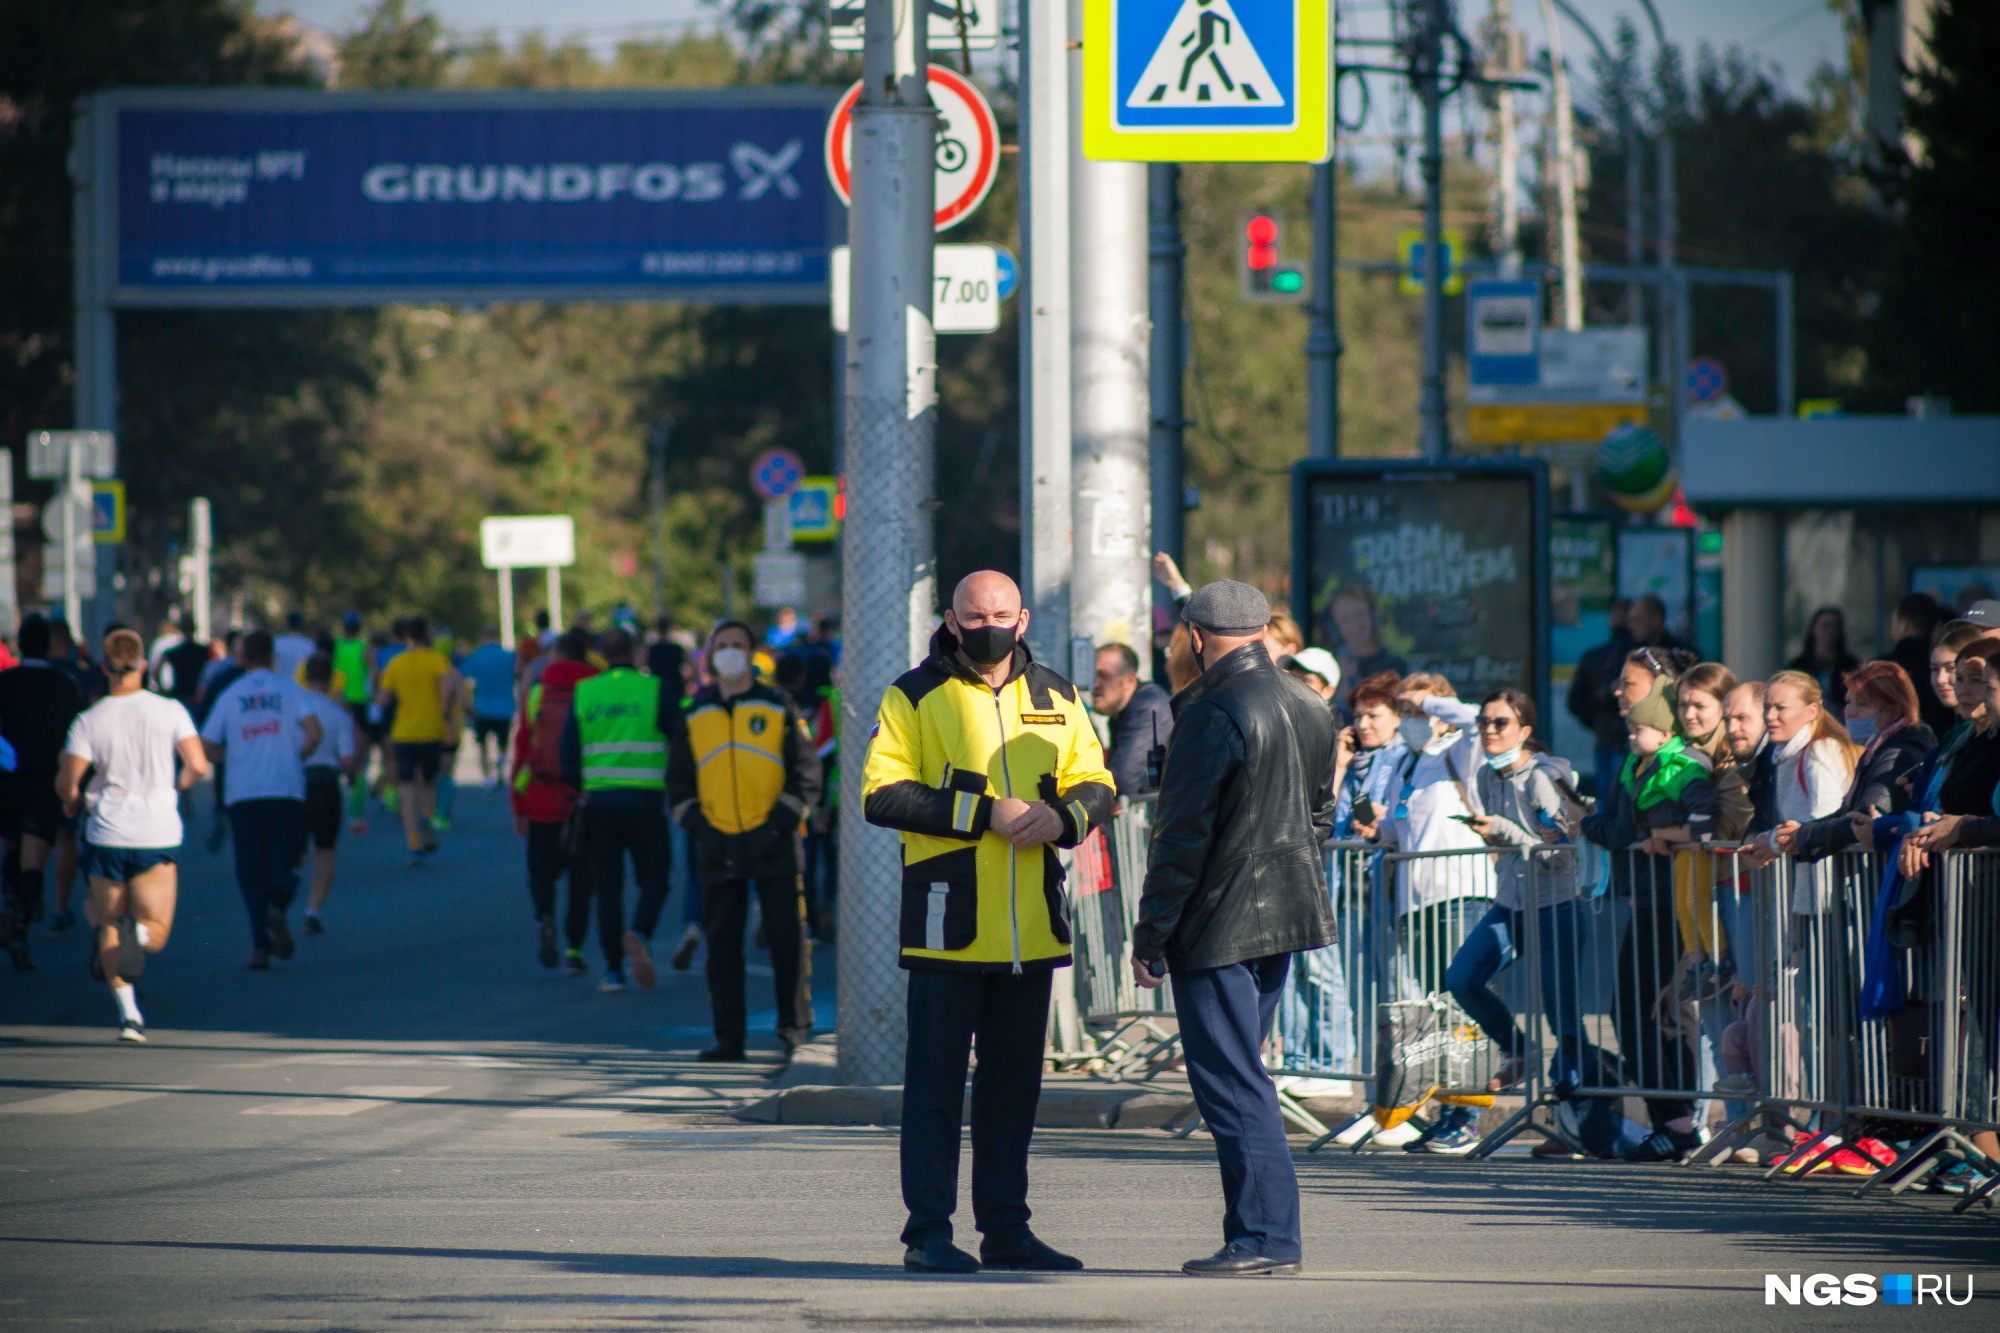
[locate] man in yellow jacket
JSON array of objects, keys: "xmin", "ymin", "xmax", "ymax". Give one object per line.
[{"xmin": 862, "ymin": 570, "xmax": 1115, "ymax": 1274}]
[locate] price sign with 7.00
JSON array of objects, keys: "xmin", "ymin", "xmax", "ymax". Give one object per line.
[{"xmin": 830, "ymin": 244, "xmax": 1002, "ymax": 335}]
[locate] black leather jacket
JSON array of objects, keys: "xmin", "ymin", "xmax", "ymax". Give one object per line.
[{"xmin": 1132, "ymin": 642, "xmax": 1339, "ymax": 972}]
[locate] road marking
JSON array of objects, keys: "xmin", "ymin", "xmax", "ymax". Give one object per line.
[
  {"xmin": 339, "ymin": 1085, "xmax": 452, "ymax": 1099},
  {"xmin": 506, "ymin": 1107, "xmax": 635, "ymax": 1119},
  {"xmin": 0, "ymin": 1089, "xmax": 171, "ymax": 1114},
  {"xmin": 243, "ymin": 1098, "xmax": 392, "ymax": 1116}
]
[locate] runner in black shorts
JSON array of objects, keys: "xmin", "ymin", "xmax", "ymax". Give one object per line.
[
  {"xmin": 395, "ymin": 742, "xmax": 443, "ymax": 784},
  {"xmin": 0, "ymin": 614, "xmax": 86, "ymax": 970},
  {"xmin": 298, "ymin": 655, "xmax": 360, "ymax": 933}
]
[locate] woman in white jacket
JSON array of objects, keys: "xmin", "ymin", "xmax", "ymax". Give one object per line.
[
  {"xmin": 1352, "ymin": 672, "xmax": 1495, "ymax": 997},
  {"xmin": 1758, "ymin": 670, "xmax": 1860, "ymax": 852}
]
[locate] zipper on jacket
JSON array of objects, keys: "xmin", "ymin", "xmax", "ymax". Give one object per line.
[{"xmin": 990, "ymin": 686, "xmax": 1022, "ymax": 974}]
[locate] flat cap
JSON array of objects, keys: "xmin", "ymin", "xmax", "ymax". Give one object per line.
[{"xmin": 1183, "ymin": 579, "xmax": 1271, "ymax": 635}]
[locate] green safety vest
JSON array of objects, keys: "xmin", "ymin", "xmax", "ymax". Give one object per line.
[
  {"xmin": 332, "ymin": 636, "xmax": 371, "ymax": 703},
  {"xmin": 573, "ymin": 667, "xmax": 667, "ymax": 791}
]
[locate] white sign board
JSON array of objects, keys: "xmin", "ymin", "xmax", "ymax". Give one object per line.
[
  {"xmin": 1468, "ymin": 327, "xmax": 1648, "ymax": 405},
  {"xmin": 41, "ymin": 558, "xmax": 97, "ymax": 600},
  {"xmin": 830, "ymin": 244, "xmax": 1000, "ymax": 334},
  {"xmin": 753, "ymin": 551, "xmax": 808, "ymax": 608},
  {"xmin": 829, "ymin": 0, "xmax": 998, "ymax": 52},
  {"xmin": 481, "ymin": 514, "xmax": 576, "ymax": 569},
  {"xmin": 26, "ymin": 430, "xmax": 117, "ymax": 479}
]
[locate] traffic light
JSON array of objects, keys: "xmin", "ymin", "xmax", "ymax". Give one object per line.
[{"xmin": 1240, "ymin": 213, "xmax": 1307, "ymax": 304}]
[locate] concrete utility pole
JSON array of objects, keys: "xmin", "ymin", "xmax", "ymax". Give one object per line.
[
  {"xmin": 1147, "ymin": 164, "xmax": 1186, "ymax": 570},
  {"xmin": 189, "ymin": 498, "xmax": 212, "ymax": 644},
  {"xmin": 649, "ymin": 424, "xmax": 668, "ymax": 619},
  {"xmin": 1486, "ymin": 1, "xmax": 1523, "ymax": 274},
  {"xmin": 1068, "ymin": 1, "xmax": 1151, "ymax": 682},
  {"xmin": 1413, "ymin": 0, "xmax": 1450, "ymax": 457},
  {"xmin": 1635, "ymin": 0, "xmax": 1676, "ymax": 429},
  {"xmin": 1547, "ymin": 1, "xmax": 1628, "ymax": 318},
  {"xmin": 1305, "ymin": 159, "xmax": 1343, "ymax": 458},
  {"xmin": 1537, "ymin": 0, "xmax": 1582, "ymax": 332},
  {"xmin": 71, "ymin": 99, "xmax": 118, "ymax": 640},
  {"xmin": 1020, "ymin": 0, "xmax": 1072, "ymax": 665},
  {"xmin": 837, "ymin": 0, "xmax": 936, "ymax": 1087}
]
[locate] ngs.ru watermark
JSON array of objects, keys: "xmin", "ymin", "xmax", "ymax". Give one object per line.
[{"xmin": 1766, "ymin": 1273, "xmax": 1976, "ymax": 1306}]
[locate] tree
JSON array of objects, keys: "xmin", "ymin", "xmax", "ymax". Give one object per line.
[{"xmin": 1862, "ymin": 0, "xmax": 2000, "ymax": 412}]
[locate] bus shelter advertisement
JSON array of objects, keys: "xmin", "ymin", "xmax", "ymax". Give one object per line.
[
  {"xmin": 103, "ymin": 91, "xmax": 837, "ymax": 302},
  {"xmin": 1295, "ymin": 462, "xmax": 1548, "ymax": 720}
]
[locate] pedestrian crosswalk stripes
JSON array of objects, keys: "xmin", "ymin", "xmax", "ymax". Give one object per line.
[{"xmin": 0, "ymin": 1088, "xmax": 174, "ymax": 1114}]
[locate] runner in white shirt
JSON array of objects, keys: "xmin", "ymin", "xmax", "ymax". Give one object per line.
[
  {"xmin": 297, "ymin": 653, "xmax": 360, "ymax": 935},
  {"xmin": 199, "ymin": 631, "xmax": 322, "ymax": 970},
  {"xmin": 56, "ymin": 629, "xmax": 208, "ymax": 1043}
]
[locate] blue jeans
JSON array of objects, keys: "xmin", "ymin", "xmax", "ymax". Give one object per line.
[
  {"xmin": 1173, "ymin": 955, "xmax": 1301, "ymax": 1260},
  {"xmin": 227, "ymin": 798, "xmax": 305, "ymax": 952},
  {"xmin": 1445, "ymin": 899, "xmax": 1593, "ymax": 1089}
]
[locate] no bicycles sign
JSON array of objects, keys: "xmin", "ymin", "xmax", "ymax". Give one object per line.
[{"xmin": 823, "ymin": 65, "xmax": 1000, "ymax": 232}]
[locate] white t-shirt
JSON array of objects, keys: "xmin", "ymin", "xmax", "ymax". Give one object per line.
[
  {"xmin": 272, "ymin": 632, "xmax": 317, "ymax": 683},
  {"xmin": 299, "ymin": 690, "xmax": 357, "ymax": 771},
  {"xmin": 63, "ymin": 691, "xmax": 198, "ymax": 849},
  {"xmin": 199, "ymin": 668, "xmax": 314, "ymax": 804}
]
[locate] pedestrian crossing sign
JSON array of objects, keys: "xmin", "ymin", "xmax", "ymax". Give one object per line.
[{"xmin": 1083, "ymin": 0, "xmax": 1332, "ymax": 162}]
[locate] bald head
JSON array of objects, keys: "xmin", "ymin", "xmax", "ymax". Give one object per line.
[{"xmin": 952, "ymin": 570, "xmax": 1022, "ymax": 624}]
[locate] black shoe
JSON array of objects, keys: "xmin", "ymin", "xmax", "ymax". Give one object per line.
[
  {"xmin": 7, "ymin": 937, "xmax": 34, "ymax": 971},
  {"xmin": 246, "ymin": 950, "xmax": 271, "ymax": 971},
  {"xmin": 267, "ymin": 908, "xmax": 295, "ymax": 961},
  {"xmin": 302, "ymin": 913, "xmax": 324, "ymax": 936},
  {"xmin": 669, "ymin": 925, "xmax": 700, "ymax": 971},
  {"xmin": 537, "ymin": 917, "xmax": 558, "ymax": 969},
  {"xmin": 698, "ymin": 1044, "xmax": 746, "ymax": 1062},
  {"xmin": 1182, "ymin": 1241, "xmax": 1302, "ymax": 1276},
  {"xmin": 980, "ymin": 1233, "xmax": 1082, "ymax": 1272},
  {"xmin": 112, "ymin": 916, "xmax": 146, "ymax": 982},
  {"xmin": 1620, "ymin": 1126, "xmax": 1702, "ymax": 1163},
  {"xmin": 904, "ymin": 1238, "xmax": 981, "ymax": 1274}
]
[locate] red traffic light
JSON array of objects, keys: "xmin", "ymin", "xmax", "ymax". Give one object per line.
[
  {"xmin": 1244, "ymin": 215, "xmax": 1278, "ymax": 246},
  {"xmin": 1247, "ymin": 244, "xmax": 1276, "ymax": 271}
]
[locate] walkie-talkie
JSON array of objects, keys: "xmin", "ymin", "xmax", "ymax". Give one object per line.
[{"xmin": 1145, "ymin": 713, "xmax": 1166, "ymax": 791}]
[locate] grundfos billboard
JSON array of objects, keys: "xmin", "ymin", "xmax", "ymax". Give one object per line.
[{"xmin": 91, "ymin": 89, "xmax": 841, "ymax": 306}]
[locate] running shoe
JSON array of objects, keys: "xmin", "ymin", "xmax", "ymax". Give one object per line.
[
  {"xmin": 1933, "ymin": 1161, "xmax": 1992, "ymax": 1196},
  {"xmin": 5, "ymin": 933, "xmax": 32, "ymax": 971},
  {"xmin": 623, "ymin": 931, "xmax": 657, "ymax": 989},
  {"xmin": 563, "ymin": 948, "xmax": 587, "ymax": 976},
  {"xmin": 537, "ymin": 918, "xmax": 558, "ymax": 970},
  {"xmin": 48, "ymin": 908, "xmax": 75, "ymax": 935},
  {"xmin": 119, "ymin": 1018, "xmax": 146, "ymax": 1044},
  {"xmin": 247, "ymin": 950, "xmax": 271, "ymax": 971},
  {"xmin": 1620, "ymin": 1126, "xmax": 1702, "ymax": 1163},
  {"xmin": 598, "ymin": 970, "xmax": 626, "ymax": 993},
  {"xmin": 1404, "ymin": 1110, "xmax": 1477, "ymax": 1153},
  {"xmin": 267, "ymin": 908, "xmax": 295, "ymax": 961},
  {"xmin": 1422, "ymin": 1122, "xmax": 1485, "ymax": 1155},
  {"xmin": 429, "ymin": 814, "xmax": 451, "ymax": 834},
  {"xmin": 669, "ymin": 924, "xmax": 700, "ymax": 971},
  {"xmin": 302, "ymin": 913, "xmax": 324, "ymax": 936},
  {"xmin": 1843, "ymin": 1137, "xmax": 1899, "ymax": 1174},
  {"xmin": 1780, "ymin": 1132, "xmax": 1842, "ymax": 1174}
]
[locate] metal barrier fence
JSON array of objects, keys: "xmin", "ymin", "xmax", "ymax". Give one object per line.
[{"xmin": 1062, "ymin": 801, "xmax": 2000, "ymax": 1209}]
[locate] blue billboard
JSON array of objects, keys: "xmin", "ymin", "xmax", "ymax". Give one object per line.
[{"xmin": 94, "ymin": 90, "xmax": 841, "ymax": 305}]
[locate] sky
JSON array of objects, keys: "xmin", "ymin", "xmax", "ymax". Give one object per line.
[{"xmin": 257, "ymin": 0, "xmax": 1851, "ymax": 95}]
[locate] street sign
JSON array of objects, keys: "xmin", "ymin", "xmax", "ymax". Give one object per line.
[
  {"xmin": 824, "ymin": 65, "xmax": 999, "ymax": 232},
  {"xmin": 26, "ymin": 430, "xmax": 116, "ymax": 479},
  {"xmin": 93, "ymin": 480, "xmax": 126, "ymax": 543},
  {"xmin": 41, "ymin": 561, "xmax": 97, "ymax": 600},
  {"xmin": 749, "ymin": 447, "xmax": 807, "ymax": 501},
  {"xmin": 829, "ymin": 0, "xmax": 998, "ymax": 52},
  {"xmin": 788, "ymin": 475, "xmax": 841, "ymax": 541},
  {"xmin": 1398, "ymin": 230, "xmax": 1464, "ymax": 295},
  {"xmin": 1686, "ymin": 356, "xmax": 1728, "ymax": 405},
  {"xmin": 480, "ymin": 514, "xmax": 576, "ymax": 569},
  {"xmin": 753, "ymin": 550, "xmax": 808, "ymax": 607},
  {"xmin": 1082, "ymin": 0, "xmax": 1332, "ymax": 163},
  {"xmin": 829, "ymin": 244, "xmax": 1000, "ymax": 334},
  {"xmin": 42, "ymin": 496, "xmax": 96, "ymax": 550},
  {"xmin": 994, "ymin": 248, "xmax": 1017, "ymax": 301},
  {"xmin": 1466, "ymin": 327, "xmax": 1649, "ymax": 446},
  {"xmin": 1467, "ymin": 280, "xmax": 1541, "ymax": 386}
]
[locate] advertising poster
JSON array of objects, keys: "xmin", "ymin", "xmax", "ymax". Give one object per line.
[
  {"xmin": 1548, "ymin": 514, "xmax": 1618, "ymax": 776},
  {"xmin": 1293, "ymin": 461, "xmax": 1548, "ymax": 721},
  {"xmin": 1617, "ymin": 528, "xmax": 1695, "ymax": 642}
]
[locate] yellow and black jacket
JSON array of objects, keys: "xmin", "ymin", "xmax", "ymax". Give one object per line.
[
  {"xmin": 862, "ymin": 628, "xmax": 1116, "ymax": 973},
  {"xmin": 667, "ymin": 680, "xmax": 821, "ymax": 882}
]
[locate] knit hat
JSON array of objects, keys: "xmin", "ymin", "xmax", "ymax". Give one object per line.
[
  {"xmin": 1183, "ymin": 580, "xmax": 1270, "ymax": 635},
  {"xmin": 1627, "ymin": 680, "xmax": 1677, "ymax": 733}
]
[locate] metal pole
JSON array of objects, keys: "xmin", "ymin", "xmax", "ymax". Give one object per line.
[
  {"xmin": 650, "ymin": 424, "xmax": 668, "ymax": 619},
  {"xmin": 497, "ymin": 569, "xmax": 515, "ymax": 651},
  {"xmin": 190, "ymin": 497, "xmax": 212, "ymax": 644},
  {"xmin": 72, "ymin": 95, "xmax": 118, "ymax": 642},
  {"xmin": 1147, "ymin": 163, "xmax": 1186, "ymax": 568},
  {"xmin": 1775, "ymin": 270, "xmax": 1795, "ymax": 417},
  {"xmin": 1020, "ymin": 0, "xmax": 1072, "ymax": 664},
  {"xmin": 1635, "ymin": 0, "xmax": 1676, "ymax": 435},
  {"xmin": 1415, "ymin": 0, "xmax": 1449, "ymax": 457},
  {"xmin": 1306, "ymin": 159, "xmax": 1343, "ymax": 458},
  {"xmin": 1069, "ymin": 1, "xmax": 1151, "ymax": 681},
  {"xmin": 838, "ymin": 0, "xmax": 935, "ymax": 1088},
  {"xmin": 63, "ymin": 441, "xmax": 82, "ymax": 634},
  {"xmin": 547, "ymin": 565, "xmax": 563, "ymax": 630},
  {"xmin": 1537, "ymin": 0, "xmax": 1582, "ymax": 331},
  {"xmin": 1492, "ymin": 1, "xmax": 1523, "ymax": 274}
]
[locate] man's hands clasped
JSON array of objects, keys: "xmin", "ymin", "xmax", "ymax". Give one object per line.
[{"xmin": 991, "ymin": 796, "xmax": 1064, "ymax": 849}]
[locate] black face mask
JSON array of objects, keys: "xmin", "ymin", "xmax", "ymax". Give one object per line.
[{"xmin": 955, "ymin": 622, "xmax": 1018, "ymax": 667}]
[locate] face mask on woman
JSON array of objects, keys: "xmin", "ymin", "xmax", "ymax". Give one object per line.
[
  {"xmin": 710, "ymin": 647, "xmax": 751, "ymax": 680},
  {"xmin": 1846, "ymin": 715, "xmax": 1877, "ymax": 746},
  {"xmin": 1485, "ymin": 745, "xmax": 1523, "ymax": 772},
  {"xmin": 1398, "ymin": 717, "xmax": 1434, "ymax": 752}
]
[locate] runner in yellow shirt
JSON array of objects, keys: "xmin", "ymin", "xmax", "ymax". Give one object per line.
[{"xmin": 373, "ymin": 616, "xmax": 461, "ymax": 864}]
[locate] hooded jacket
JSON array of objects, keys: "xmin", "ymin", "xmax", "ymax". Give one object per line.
[
  {"xmin": 509, "ymin": 658, "xmax": 597, "ymax": 824},
  {"xmin": 861, "ymin": 627, "xmax": 1115, "ymax": 973}
]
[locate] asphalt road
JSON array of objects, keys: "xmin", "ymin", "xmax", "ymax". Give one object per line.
[{"xmin": 3, "ymin": 780, "xmax": 1995, "ymax": 1331}]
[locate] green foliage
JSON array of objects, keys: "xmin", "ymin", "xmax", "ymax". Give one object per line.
[{"xmin": 1862, "ymin": 0, "xmax": 2000, "ymax": 411}]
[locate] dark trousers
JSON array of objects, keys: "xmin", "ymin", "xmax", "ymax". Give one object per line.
[
  {"xmin": 900, "ymin": 966, "xmax": 1051, "ymax": 1248},
  {"xmin": 525, "ymin": 819, "xmax": 593, "ymax": 949},
  {"xmin": 802, "ymin": 824, "xmax": 838, "ymax": 936},
  {"xmin": 1616, "ymin": 863, "xmax": 1696, "ymax": 1126},
  {"xmin": 584, "ymin": 802, "xmax": 671, "ymax": 969},
  {"xmin": 703, "ymin": 873, "xmax": 812, "ymax": 1048},
  {"xmin": 228, "ymin": 798, "xmax": 305, "ymax": 952},
  {"xmin": 1172, "ymin": 954, "xmax": 1302, "ymax": 1261}
]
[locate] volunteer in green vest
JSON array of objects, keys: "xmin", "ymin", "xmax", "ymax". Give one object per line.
[
  {"xmin": 332, "ymin": 612, "xmax": 376, "ymax": 834},
  {"xmin": 559, "ymin": 627, "xmax": 679, "ymax": 993}
]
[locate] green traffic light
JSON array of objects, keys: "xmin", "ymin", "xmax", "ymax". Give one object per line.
[{"xmin": 1272, "ymin": 268, "xmax": 1304, "ymax": 295}]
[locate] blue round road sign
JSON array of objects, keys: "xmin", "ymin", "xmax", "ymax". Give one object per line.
[
  {"xmin": 995, "ymin": 248, "xmax": 1018, "ymax": 302},
  {"xmin": 750, "ymin": 447, "xmax": 806, "ymax": 500},
  {"xmin": 1685, "ymin": 356, "xmax": 1728, "ymax": 406}
]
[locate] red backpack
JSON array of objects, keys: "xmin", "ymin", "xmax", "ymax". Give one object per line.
[{"xmin": 529, "ymin": 676, "xmax": 581, "ymax": 788}]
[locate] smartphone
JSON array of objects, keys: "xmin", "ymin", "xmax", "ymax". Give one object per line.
[
  {"xmin": 1449, "ymin": 813, "xmax": 1481, "ymax": 824},
  {"xmin": 1351, "ymin": 794, "xmax": 1376, "ymax": 826}
]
